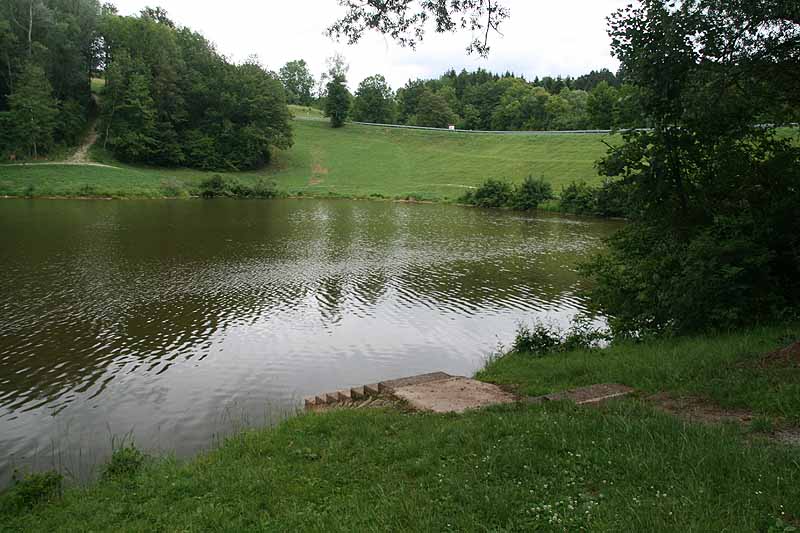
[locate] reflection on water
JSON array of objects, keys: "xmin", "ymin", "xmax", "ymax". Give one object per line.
[{"xmin": 0, "ymin": 199, "xmax": 620, "ymax": 485}]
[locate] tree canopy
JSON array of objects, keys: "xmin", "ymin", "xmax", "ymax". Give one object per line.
[
  {"xmin": 351, "ymin": 74, "xmax": 396, "ymax": 124},
  {"xmin": 0, "ymin": 0, "xmax": 100, "ymax": 158},
  {"xmin": 325, "ymin": 74, "xmax": 351, "ymax": 128},
  {"xmin": 279, "ymin": 60, "xmax": 315, "ymax": 106},
  {"xmin": 584, "ymin": 0, "xmax": 800, "ymax": 336},
  {"xmin": 328, "ymin": 0, "xmax": 509, "ymax": 56},
  {"xmin": 98, "ymin": 8, "xmax": 292, "ymax": 170}
]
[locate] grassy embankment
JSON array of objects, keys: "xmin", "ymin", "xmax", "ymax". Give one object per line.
[
  {"xmin": 0, "ymin": 107, "xmax": 613, "ymax": 201},
  {"xmin": 2, "ymin": 324, "xmax": 798, "ymax": 532}
]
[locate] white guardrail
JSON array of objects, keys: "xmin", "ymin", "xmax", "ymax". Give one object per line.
[
  {"xmin": 349, "ymin": 121, "xmax": 623, "ymax": 135},
  {"xmin": 296, "ymin": 116, "xmax": 799, "ymax": 136},
  {"xmin": 294, "ymin": 116, "xmax": 621, "ymax": 135}
]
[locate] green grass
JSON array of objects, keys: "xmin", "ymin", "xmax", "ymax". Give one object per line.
[
  {"xmin": 90, "ymin": 77, "xmax": 105, "ymax": 94},
  {"xmin": 0, "ymin": 120, "xmax": 614, "ymax": 200},
  {"xmin": 2, "ymin": 325, "xmax": 799, "ymax": 532},
  {"xmin": 478, "ymin": 323, "xmax": 800, "ymax": 425},
  {"xmin": 288, "ymin": 104, "xmax": 325, "ymax": 119}
]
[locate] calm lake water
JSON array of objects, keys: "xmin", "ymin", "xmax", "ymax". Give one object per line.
[{"xmin": 0, "ymin": 199, "xmax": 620, "ymax": 485}]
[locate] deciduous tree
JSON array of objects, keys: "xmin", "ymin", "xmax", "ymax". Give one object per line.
[
  {"xmin": 325, "ymin": 74, "xmax": 350, "ymax": 128},
  {"xmin": 8, "ymin": 63, "xmax": 58, "ymax": 158},
  {"xmin": 351, "ymin": 74, "xmax": 395, "ymax": 124},
  {"xmin": 279, "ymin": 59, "xmax": 315, "ymax": 106}
]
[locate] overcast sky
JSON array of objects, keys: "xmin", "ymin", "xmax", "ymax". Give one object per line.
[{"xmin": 110, "ymin": 0, "xmax": 628, "ymax": 90}]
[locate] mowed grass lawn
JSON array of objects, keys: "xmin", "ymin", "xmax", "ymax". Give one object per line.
[
  {"xmin": 0, "ymin": 120, "xmax": 613, "ymax": 200},
  {"xmin": 2, "ymin": 325, "xmax": 799, "ymax": 532}
]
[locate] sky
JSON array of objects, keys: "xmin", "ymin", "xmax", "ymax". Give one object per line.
[{"xmin": 110, "ymin": 0, "xmax": 629, "ymax": 90}]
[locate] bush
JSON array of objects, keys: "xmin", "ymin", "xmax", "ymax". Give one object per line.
[
  {"xmin": 560, "ymin": 181, "xmax": 597, "ymax": 215},
  {"xmin": 583, "ymin": 216, "xmax": 792, "ymax": 337},
  {"xmin": 232, "ymin": 178, "xmax": 279, "ymax": 199},
  {"xmin": 559, "ymin": 179, "xmax": 631, "ymax": 217},
  {"xmin": 160, "ymin": 178, "xmax": 187, "ymax": 197},
  {"xmin": 512, "ymin": 323, "xmax": 563, "ymax": 356},
  {"xmin": 461, "ymin": 177, "xmax": 553, "ymax": 211},
  {"xmin": 461, "ymin": 179, "xmax": 514, "ymax": 208},
  {"xmin": 200, "ymin": 175, "xmax": 281, "ymax": 199},
  {"xmin": 511, "ymin": 319, "xmax": 609, "ymax": 356},
  {"xmin": 200, "ymin": 174, "xmax": 230, "ymax": 198},
  {"xmin": 0, "ymin": 471, "xmax": 63, "ymax": 514},
  {"xmin": 102, "ymin": 445, "xmax": 147, "ymax": 481},
  {"xmin": 513, "ymin": 176, "xmax": 554, "ymax": 211}
]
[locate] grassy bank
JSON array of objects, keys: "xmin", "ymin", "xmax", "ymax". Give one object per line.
[
  {"xmin": 2, "ymin": 324, "xmax": 798, "ymax": 532},
  {"xmin": 0, "ymin": 119, "xmax": 613, "ymax": 201}
]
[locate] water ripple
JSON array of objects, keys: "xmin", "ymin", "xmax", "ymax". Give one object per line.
[{"xmin": 0, "ymin": 199, "xmax": 621, "ymax": 487}]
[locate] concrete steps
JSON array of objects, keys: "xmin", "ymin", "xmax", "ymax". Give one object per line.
[{"xmin": 304, "ymin": 372, "xmax": 452, "ymax": 410}]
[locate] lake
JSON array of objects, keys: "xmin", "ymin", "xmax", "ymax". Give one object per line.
[{"xmin": 0, "ymin": 199, "xmax": 620, "ymax": 486}]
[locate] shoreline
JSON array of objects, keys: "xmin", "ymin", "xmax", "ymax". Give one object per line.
[{"xmin": 2, "ymin": 323, "xmax": 798, "ymax": 530}]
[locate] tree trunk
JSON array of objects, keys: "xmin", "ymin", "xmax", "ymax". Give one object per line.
[
  {"xmin": 30, "ymin": 114, "xmax": 37, "ymax": 158},
  {"xmin": 27, "ymin": 1, "xmax": 33, "ymax": 58},
  {"xmin": 4, "ymin": 51, "xmax": 12, "ymax": 93}
]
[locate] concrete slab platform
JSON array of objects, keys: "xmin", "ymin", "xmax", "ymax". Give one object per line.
[
  {"xmin": 378, "ymin": 372, "xmax": 453, "ymax": 393},
  {"xmin": 392, "ymin": 377, "xmax": 517, "ymax": 414}
]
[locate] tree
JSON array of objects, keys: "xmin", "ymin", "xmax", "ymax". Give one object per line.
[
  {"xmin": 105, "ymin": 61, "xmax": 158, "ymax": 161},
  {"xmin": 8, "ymin": 63, "xmax": 58, "ymax": 158},
  {"xmin": 279, "ymin": 59, "xmax": 315, "ymax": 106},
  {"xmin": 583, "ymin": 0, "xmax": 800, "ymax": 336},
  {"xmin": 351, "ymin": 74, "xmax": 395, "ymax": 124},
  {"xmin": 317, "ymin": 53, "xmax": 349, "ymax": 99},
  {"xmin": 1, "ymin": 0, "xmax": 101, "ymax": 151},
  {"xmin": 140, "ymin": 6, "xmax": 174, "ymax": 27},
  {"xmin": 396, "ymin": 79, "xmax": 427, "ymax": 124},
  {"xmin": 587, "ymin": 81, "xmax": 617, "ymax": 129},
  {"xmin": 411, "ymin": 90, "xmax": 457, "ymax": 128},
  {"xmin": 544, "ymin": 89, "xmax": 589, "ymax": 130},
  {"xmin": 328, "ymin": 0, "xmax": 510, "ymax": 56},
  {"xmin": 325, "ymin": 74, "xmax": 350, "ymax": 128},
  {"xmin": 98, "ymin": 9, "xmax": 292, "ymax": 169},
  {"xmin": 490, "ymin": 81, "xmax": 549, "ymax": 130}
]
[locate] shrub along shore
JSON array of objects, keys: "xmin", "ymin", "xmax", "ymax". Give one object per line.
[{"xmin": 1, "ymin": 323, "xmax": 798, "ymax": 531}]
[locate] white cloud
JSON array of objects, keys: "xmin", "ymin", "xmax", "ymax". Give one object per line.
[{"xmin": 110, "ymin": 0, "xmax": 628, "ymax": 90}]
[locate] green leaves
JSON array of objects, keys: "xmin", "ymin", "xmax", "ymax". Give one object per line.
[{"xmin": 325, "ymin": 75, "xmax": 351, "ymax": 128}]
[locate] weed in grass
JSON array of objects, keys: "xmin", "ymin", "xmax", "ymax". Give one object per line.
[
  {"xmin": 77, "ymin": 184, "xmax": 97, "ymax": 197},
  {"xmin": 102, "ymin": 445, "xmax": 147, "ymax": 481},
  {"xmin": 0, "ymin": 470, "xmax": 62, "ymax": 514},
  {"xmin": 160, "ymin": 177, "xmax": 186, "ymax": 197},
  {"xmin": 750, "ymin": 416, "xmax": 777, "ymax": 435}
]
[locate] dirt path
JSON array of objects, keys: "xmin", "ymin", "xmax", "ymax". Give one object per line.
[
  {"xmin": 67, "ymin": 123, "xmax": 98, "ymax": 164},
  {"xmin": 648, "ymin": 392, "xmax": 800, "ymax": 446}
]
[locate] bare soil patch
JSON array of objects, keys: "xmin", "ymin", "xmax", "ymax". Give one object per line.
[
  {"xmin": 648, "ymin": 392, "xmax": 800, "ymax": 445},
  {"xmin": 756, "ymin": 340, "xmax": 800, "ymax": 368},
  {"xmin": 309, "ymin": 163, "xmax": 329, "ymax": 186},
  {"xmin": 648, "ymin": 393, "xmax": 756, "ymax": 424}
]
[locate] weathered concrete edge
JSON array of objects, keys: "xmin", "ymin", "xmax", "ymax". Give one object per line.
[{"xmin": 304, "ymin": 372, "xmax": 454, "ymax": 410}]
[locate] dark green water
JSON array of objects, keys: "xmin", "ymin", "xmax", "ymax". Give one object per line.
[{"xmin": 0, "ymin": 199, "xmax": 620, "ymax": 485}]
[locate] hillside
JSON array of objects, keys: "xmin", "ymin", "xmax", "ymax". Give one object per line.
[{"xmin": 0, "ymin": 119, "xmax": 613, "ymax": 200}]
